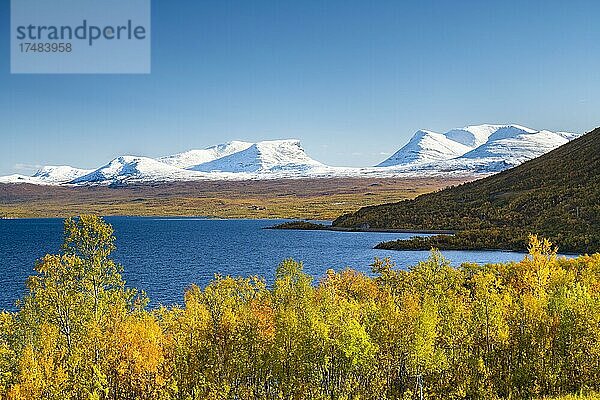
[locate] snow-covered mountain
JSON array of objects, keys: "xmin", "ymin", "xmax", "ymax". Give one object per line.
[
  {"xmin": 444, "ymin": 124, "xmax": 511, "ymax": 147},
  {"xmin": 191, "ymin": 140, "xmax": 323, "ymax": 173},
  {"xmin": 0, "ymin": 126, "xmax": 583, "ymax": 186},
  {"xmin": 556, "ymin": 131, "xmax": 580, "ymax": 140},
  {"xmin": 0, "ymin": 166, "xmax": 93, "ymax": 185},
  {"xmin": 33, "ymin": 166, "xmax": 94, "ymax": 183},
  {"xmin": 379, "ymin": 124, "xmax": 579, "ymax": 171},
  {"xmin": 67, "ymin": 140, "xmax": 327, "ymax": 184},
  {"xmin": 377, "ymin": 130, "xmax": 472, "ymax": 167},
  {"xmin": 0, "ymin": 174, "xmax": 43, "ymax": 185},
  {"xmin": 459, "ymin": 127, "xmax": 572, "ymax": 166},
  {"xmin": 158, "ymin": 141, "xmax": 253, "ymax": 169},
  {"xmin": 71, "ymin": 156, "xmax": 204, "ymax": 184}
]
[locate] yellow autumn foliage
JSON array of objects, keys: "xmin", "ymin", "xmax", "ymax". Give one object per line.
[{"xmin": 1, "ymin": 217, "xmax": 600, "ymax": 399}]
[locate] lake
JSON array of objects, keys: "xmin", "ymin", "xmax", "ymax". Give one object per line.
[{"xmin": 0, "ymin": 217, "xmax": 535, "ymax": 311}]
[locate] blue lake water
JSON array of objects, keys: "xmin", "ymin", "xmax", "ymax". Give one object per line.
[{"xmin": 0, "ymin": 217, "xmax": 536, "ymax": 311}]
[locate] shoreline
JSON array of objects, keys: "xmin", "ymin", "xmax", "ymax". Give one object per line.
[
  {"xmin": 268, "ymin": 226, "xmax": 455, "ymax": 235},
  {"xmin": 0, "ymin": 215, "xmax": 332, "ymax": 222},
  {"xmin": 266, "ymin": 220, "xmax": 455, "ymax": 235}
]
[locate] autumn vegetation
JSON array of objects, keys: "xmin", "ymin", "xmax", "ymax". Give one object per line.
[{"xmin": 1, "ymin": 216, "xmax": 600, "ymax": 399}]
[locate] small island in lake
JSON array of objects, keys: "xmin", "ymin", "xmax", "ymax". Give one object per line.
[{"xmin": 267, "ymin": 221, "xmax": 331, "ymax": 230}]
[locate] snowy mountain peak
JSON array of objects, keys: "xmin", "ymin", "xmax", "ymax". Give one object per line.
[
  {"xmin": 0, "ymin": 174, "xmax": 41, "ymax": 184},
  {"xmin": 485, "ymin": 125, "xmax": 538, "ymax": 142},
  {"xmin": 378, "ymin": 124, "xmax": 579, "ymax": 169},
  {"xmin": 460, "ymin": 128, "xmax": 579, "ymax": 164},
  {"xmin": 443, "ymin": 124, "xmax": 535, "ymax": 148},
  {"xmin": 377, "ymin": 130, "xmax": 471, "ymax": 167},
  {"xmin": 32, "ymin": 166, "xmax": 93, "ymax": 183},
  {"xmin": 412, "ymin": 129, "xmax": 440, "ymax": 138},
  {"xmin": 159, "ymin": 141, "xmax": 253, "ymax": 169},
  {"xmin": 555, "ymin": 131, "xmax": 580, "ymax": 140},
  {"xmin": 191, "ymin": 139, "xmax": 323, "ymax": 173},
  {"xmin": 71, "ymin": 156, "xmax": 195, "ymax": 184}
]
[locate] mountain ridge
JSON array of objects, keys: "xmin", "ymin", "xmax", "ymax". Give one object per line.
[
  {"xmin": 0, "ymin": 124, "xmax": 581, "ymax": 185},
  {"xmin": 377, "ymin": 130, "xmax": 472, "ymax": 167},
  {"xmin": 332, "ymin": 127, "xmax": 600, "ymax": 253},
  {"xmin": 158, "ymin": 141, "xmax": 253, "ymax": 169},
  {"xmin": 378, "ymin": 124, "xmax": 576, "ymax": 168},
  {"xmin": 190, "ymin": 139, "xmax": 323, "ymax": 173}
]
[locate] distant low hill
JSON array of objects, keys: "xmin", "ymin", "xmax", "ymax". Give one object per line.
[{"xmin": 333, "ymin": 127, "xmax": 600, "ymax": 254}]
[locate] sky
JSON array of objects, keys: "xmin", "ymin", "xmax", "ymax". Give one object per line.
[{"xmin": 1, "ymin": 0, "xmax": 599, "ymax": 175}]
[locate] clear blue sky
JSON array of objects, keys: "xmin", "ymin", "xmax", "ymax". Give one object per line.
[{"xmin": 1, "ymin": 0, "xmax": 599, "ymax": 175}]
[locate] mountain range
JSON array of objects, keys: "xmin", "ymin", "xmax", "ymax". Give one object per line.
[
  {"xmin": 0, "ymin": 124, "xmax": 580, "ymax": 186},
  {"xmin": 377, "ymin": 124, "xmax": 577, "ymax": 170},
  {"xmin": 333, "ymin": 126, "xmax": 600, "ymax": 253}
]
